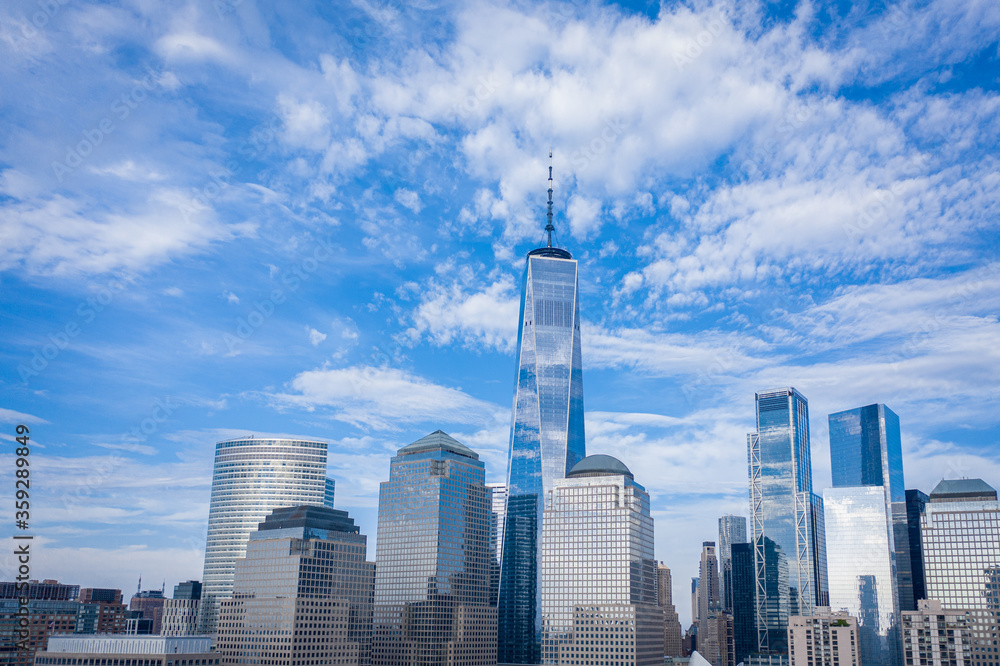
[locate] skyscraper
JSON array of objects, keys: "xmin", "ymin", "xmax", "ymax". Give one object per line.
[
  {"xmin": 488, "ymin": 482, "xmax": 508, "ymax": 608},
  {"xmin": 658, "ymin": 563, "xmax": 684, "ymax": 657},
  {"xmin": 719, "ymin": 515, "xmax": 748, "ymax": 613},
  {"xmin": 371, "ymin": 431, "xmax": 495, "ymax": 665},
  {"xmin": 905, "ymin": 489, "xmax": 928, "ymax": 604},
  {"xmin": 215, "ymin": 505, "xmax": 375, "ymax": 666},
  {"xmin": 788, "ymin": 609, "xmax": 860, "ymax": 666},
  {"xmin": 730, "ymin": 543, "xmax": 757, "ymax": 665},
  {"xmin": 828, "ymin": 403, "xmax": 914, "ymax": 611},
  {"xmin": 748, "ymin": 387, "xmax": 827, "ymax": 655},
  {"xmin": 698, "ymin": 542, "xmax": 721, "ymax": 626},
  {"xmin": 539, "ymin": 454, "xmax": 663, "ymax": 665},
  {"xmin": 197, "ymin": 437, "xmax": 331, "ymax": 634},
  {"xmin": 498, "ymin": 163, "xmax": 586, "ymax": 664},
  {"xmin": 823, "ymin": 486, "xmax": 902, "ymax": 666}
]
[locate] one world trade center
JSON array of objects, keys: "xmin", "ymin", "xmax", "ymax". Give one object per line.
[{"xmin": 497, "ymin": 158, "xmax": 586, "ymax": 663}]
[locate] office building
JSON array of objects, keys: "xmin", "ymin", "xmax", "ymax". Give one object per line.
[
  {"xmin": 196, "ymin": 436, "xmax": 332, "ymax": 634},
  {"xmin": 730, "ymin": 543, "xmax": 757, "ymax": 666},
  {"xmin": 823, "ymin": 485, "xmax": 902, "ymax": 666},
  {"xmin": 35, "ymin": 636, "xmax": 217, "ymax": 666},
  {"xmin": 691, "ymin": 578, "xmax": 699, "ymax": 630},
  {"xmin": 325, "ymin": 476, "xmax": 336, "ymax": 508},
  {"xmin": 787, "ymin": 609, "xmax": 859, "ymax": 666},
  {"xmin": 128, "ymin": 590, "xmax": 165, "ymax": 635},
  {"xmin": 658, "ymin": 563, "xmax": 684, "ymax": 657},
  {"xmin": 901, "ymin": 598, "xmax": 1000, "ymax": 666},
  {"xmin": 699, "ymin": 611, "xmax": 734, "ymax": 666},
  {"xmin": 921, "ymin": 479, "xmax": 1000, "ymax": 611},
  {"xmin": 498, "ymin": 164, "xmax": 586, "ymax": 664},
  {"xmin": 216, "ymin": 505, "xmax": 375, "ymax": 666},
  {"xmin": 748, "ymin": 388, "xmax": 827, "ymax": 655},
  {"xmin": 488, "ymin": 482, "xmax": 508, "ymax": 608},
  {"xmin": 161, "ymin": 582, "xmax": 201, "ymax": 637},
  {"xmin": 829, "ymin": 403, "xmax": 914, "ymax": 612},
  {"xmin": 698, "ymin": 543, "xmax": 721, "ymax": 628},
  {"xmin": 905, "ymin": 490, "xmax": 928, "ymax": 604},
  {"xmin": 539, "ymin": 454, "xmax": 663, "ymax": 665},
  {"xmin": 371, "ymin": 431, "xmax": 495, "ymax": 666},
  {"xmin": 719, "ymin": 516, "xmax": 748, "ymax": 613},
  {"xmin": 76, "ymin": 589, "xmax": 127, "ymax": 634},
  {"xmin": 0, "ymin": 580, "xmax": 79, "ymax": 666}
]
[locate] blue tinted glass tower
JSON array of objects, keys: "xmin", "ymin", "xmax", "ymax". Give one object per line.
[
  {"xmin": 498, "ymin": 161, "xmax": 586, "ymax": 664},
  {"xmin": 748, "ymin": 387, "xmax": 827, "ymax": 656},
  {"xmin": 828, "ymin": 403, "xmax": 914, "ymax": 612}
]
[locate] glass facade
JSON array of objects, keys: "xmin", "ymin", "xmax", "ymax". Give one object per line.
[
  {"xmin": 719, "ymin": 515, "xmax": 748, "ymax": 613},
  {"xmin": 748, "ymin": 388, "xmax": 827, "ymax": 655},
  {"xmin": 500, "ymin": 246, "xmax": 586, "ymax": 663},
  {"xmin": 539, "ymin": 456, "xmax": 662, "ymax": 665},
  {"xmin": 197, "ymin": 437, "xmax": 330, "ymax": 634},
  {"xmin": 371, "ymin": 431, "xmax": 496, "ymax": 666},
  {"xmin": 829, "ymin": 403, "xmax": 914, "ymax": 611},
  {"xmin": 823, "ymin": 486, "xmax": 902, "ymax": 666},
  {"xmin": 488, "ymin": 483, "xmax": 508, "ymax": 608},
  {"xmin": 921, "ymin": 479, "xmax": 1000, "ymax": 612},
  {"xmin": 905, "ymin": 489, "xmax": 929, "ymax": 604},
  {"xmin": 731, "ymin": 543, "xmax": 757, "ymax": 666},
  {"xmin": 215, "ymin": 505, "xmax": 375, "ymax": 666}
]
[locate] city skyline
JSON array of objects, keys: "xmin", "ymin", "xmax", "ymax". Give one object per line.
[{"xmin": 2, "ymin": 0, "xmax": 1000, "ymax": 635}]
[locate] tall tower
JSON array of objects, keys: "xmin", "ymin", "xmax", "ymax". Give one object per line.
[
  {"xmin": 498, "ymin": 157, "xmax": 586, "ymax": 664},
  {"xmin": 748, "ymin": 387, "xmax": 827, "ymax": 655},
  {"xmin": 718, "ymin": 515, "xmax": 748, "ymax": 613},
  {"xmin": 371, "ymin": 431, "xmax": 496, "ymax": 665},
  {"xmin": 698, "ymin": 542, "xmax": 721, "ymax": 626},
  {"xmin": 196, "ymin": 437, "xmax": 331, "ymax": 634},
  {"xmin": 828, "ymin": 403, "xmax": 913, "ymax": 611}
]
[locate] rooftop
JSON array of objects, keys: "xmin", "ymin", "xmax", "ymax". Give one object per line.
[
  {"xmin": 929, "ymin": 478, "xmax": 997, "ymax": 502},
  {"xmin": 567, "ymin": 454, "xmax": 633, "ymax": 480},
  {"xmin": 257, "ymin": 505, "xmax": 359, "ymax": 533},
  {"xmin": 396, "ymin": 430, "xmax": 479, "ymax": 460}
]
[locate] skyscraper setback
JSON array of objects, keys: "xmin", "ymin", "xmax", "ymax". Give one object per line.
[
  {"xmin": 748, "ymin": 387, "xmax": 827, "ymax": 655},
  {"xmin": 498, "ymin": 162, "xmax": 586, "ymax": 663}
]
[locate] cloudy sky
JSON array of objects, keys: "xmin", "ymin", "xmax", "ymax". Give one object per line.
[{"xmin": 2, "ymin": 0, "xmax": 999, "ymax": 626}]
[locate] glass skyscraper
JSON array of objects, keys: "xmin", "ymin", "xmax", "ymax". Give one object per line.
[
  {"xmin": 498, "ymin": 208, "xmax": 586, "ymax": 662},
  {"xmin": 197, "ymin": 437, "xmax": 334, "ymax": 634},
  {"xmin": 904, "ymin": 489, "xmax": 928, "ymax": 604},
  {"xmin": 730, "ymin": 543, "xmax": 757, "ymax": 666},
  {"xmin": 719, "ymin": 515, "xmax": 748, "ymax": 613},
  {"xmin": 823, "ymin": 486, "xmax": 902, "ymax": 666},
  {"xmin": 748, "ymin": 387, "xmax": 827, "ymax": 655},
  {"xmin": 539, "ymin": 454, "xmax": 663, "ymax": 665},
  {"xmin": 371, "ymin": 431, "xmax": 496, "ymax": 665},
  {"xmin": 828, "ymin": 403, "xmax": 914, "ymax": 612}
]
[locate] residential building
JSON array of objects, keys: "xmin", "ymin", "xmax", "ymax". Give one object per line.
[
  {"xmin": 905, "ymin": 489, "xmax": 928, "ymax": 604},
  {"xmin": 823, "ymin": 485, "xmax": 902, "ymax": 666},
  {"xmin": 901, "ymin": 599, "xmax": 1000, "ymax": 666},
  {"xmin": 215, "ymin": 505, "xmax": 375, "ymax": 666},
  {"xmin": 76, "ymin": 589, "xmax": 126, "ymax": 634},
  {"xmin": 698, "ymin": 543, "xmax": 721, "ymax": 628},
  {"xmin": 719, "ymin": 516, "xmax": 748, "ymax": 614},
  {"xmin": 196, "ymin": 436, "xmax": 332, "ymax": 634},
  {"xmin": 787, "ymin": 609, "xmax": 859, "ymax": 666},
  {"xmin": 498, "ymin": 164, "xmax": 586, "ymax": 665},
  {"xmin": 34, "ymin": 636, "xmax": 217, "ymax": 666},
  {"xmin": 699, "ymin": 611, "xmax": 734, "ymax": 666},
  {"xmin": 829, "ymin": 403, "xmax": 914, "ymax": 611},
  {"xmin": 658, "ymin": 563, "xmax": 684, "ymax": 657},
  {"xmin": 539, "ymin": 454, "xmax": 664, "ymax": 665},
  {"xmin": 371, "ymin": 431, "xmax": 495, "ymax": 666},
  {"xmin": 748, "ymin": 388, "xmax": 828, "ymax": 655},
  {"xmin": 0, "ymin": 580, "xmax": 79, "ymax": 666}
]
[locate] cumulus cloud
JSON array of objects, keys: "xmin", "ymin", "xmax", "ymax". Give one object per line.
[{"xmin": 405, "ymin": 275, "xmax": 521, "ymax": 351}]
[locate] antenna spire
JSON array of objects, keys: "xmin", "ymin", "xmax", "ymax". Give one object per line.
[{"xmin": 545, "ymin": 150, "xmax": 554, "ymax": 248}]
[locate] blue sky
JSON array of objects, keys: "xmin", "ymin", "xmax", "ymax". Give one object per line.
[{"xmin": 1, "ymin": 0, "xmax": 999, "ymax": 626}]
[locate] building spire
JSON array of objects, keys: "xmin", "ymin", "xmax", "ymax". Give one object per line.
[{"xmin": 545, "ymin": 150, "xmax": 554, "ymax": 248}]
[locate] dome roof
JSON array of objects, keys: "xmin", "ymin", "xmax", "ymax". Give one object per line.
[{"xmin": 566, "ymin": 454, "xmax": 633, "ymax": 479}]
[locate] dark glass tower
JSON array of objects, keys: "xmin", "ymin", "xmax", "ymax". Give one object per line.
[
  {"xmin": 828, "ymin": 403, "xmax": 914, "ymax": 611},
  {"xmin": 730, "ymin": 543, "xmax": 757, "ymax": 666},
  {"xmin": 905, "ymin": 489, "xmax": 928, "ymax": 603},
  {"xmin": 748, "ymin": 387, "xmax": 827, "ymax": 655},
  {"xmin": 498, "ymin": 163, "xmax": 586, "ymax": 664}
]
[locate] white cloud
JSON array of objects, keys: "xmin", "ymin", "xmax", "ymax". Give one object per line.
[
  {"xmin": 394, "ymin": 188, "xmax": 423, "ymax": 214},
  {"xmin": 566, "ymin": 194, "xmax": 602, "ymax": 239},
  {"xmin": 0, "ymin": 408, "xmax": 49, "ymax": 425},
  {"xmin": 307, "ymin": 326, "xmax": 328, "ymax": 346},
  {"xmin": 405, "ymin": 274, "xmax": 520, "ymax": 351}
]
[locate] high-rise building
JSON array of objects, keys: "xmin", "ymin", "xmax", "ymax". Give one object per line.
[
  {"xmin": 905, "ymin": 489, "xmax": 929, "ymax": 604},
  {"xmin": 76, "ymin": 589, "xmax": 127, "ymax": 634},
  {"xmin": 161, "ymin": 582, "xmax": 201, "ymax": 637},
  {"xmin": 787, "ymin": 609, "xmax": 860, "ymax": 666},
  {"xmin": 700, "ymin": 611, "xmax": 735, "ymax": 666},
  {"xmin": 829, "ymin": 403, "xmax": 914, "ymax": 612},
  {"xmin": 698, "ymin": 542, "xmax": 721, "ymax": 628},
  {"xmin": 921, "ymin": 479, "xmax": 1000, "ymax": 611},
  {"xmin": 371, "ymin": 431, "xmax": 495, "ymax": 666},
  {"xmin": 325, "ymin": 477, "xmax": 337, "ymax": 507},
  {"xmin": 730, "ymin": 543, "xmax": 757, "ymax": 666},
  {"xmin": 488, "ymin": 482, "xmax": 508, "ymax": 608},
  {"xmin": 196, "ymin": 437, "xmax": 331, "ymax": 634},
  {"xmin": 748, "ymin": 387, "xmax": 828, "ymax": 655},
  {"xmin": 691, "ymin": 578, "xmax": 699, "ymax": 630},
  {"xmin": 658, "ymin": 563, "xmax": 684, "ymax": 657},
  {"xmin": 539, "ymin": 454, "xmax": 663, "ymax": 665},
  {"xmin": 823, "ymin": 485, "xmax": 902, "ymax": 666},
  {"xmin": 499, "ymin": 166, "xmax": 586, "ymax": 664},
  {"xmin": 129, "ymin": 590, "xmax": 165, "ymax": 635},
  {"xmin": 215, "ymin": 505, "xmax": 375, "ymax": 666},
  {"xmin": 719, "ymin": 516, "xmax": 748, "ymax": 613},
  {"xmin": 901, "ymin": 598, "xmax": 1000, "ymax": 666},
  {"xmin": 0, "ymin": 580, "xmax": 79, "ymax": 666}
]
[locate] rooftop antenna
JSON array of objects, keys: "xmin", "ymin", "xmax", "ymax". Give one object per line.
[
  {"xmin": 545, "ymin": 150, "xmax": 555, "ymax": 248},
  {"xmin": 137, "ymin": 575, "xmax": 141, "ymax": 596}
]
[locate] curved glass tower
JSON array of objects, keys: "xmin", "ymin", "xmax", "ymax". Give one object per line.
[
  {"xmin": 196, "ymin": 437, "xmax": 331, "ymax": 635},
  {"xmin": 498, "ymin": 162, "xmax": 586, "ymax": 663}
]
